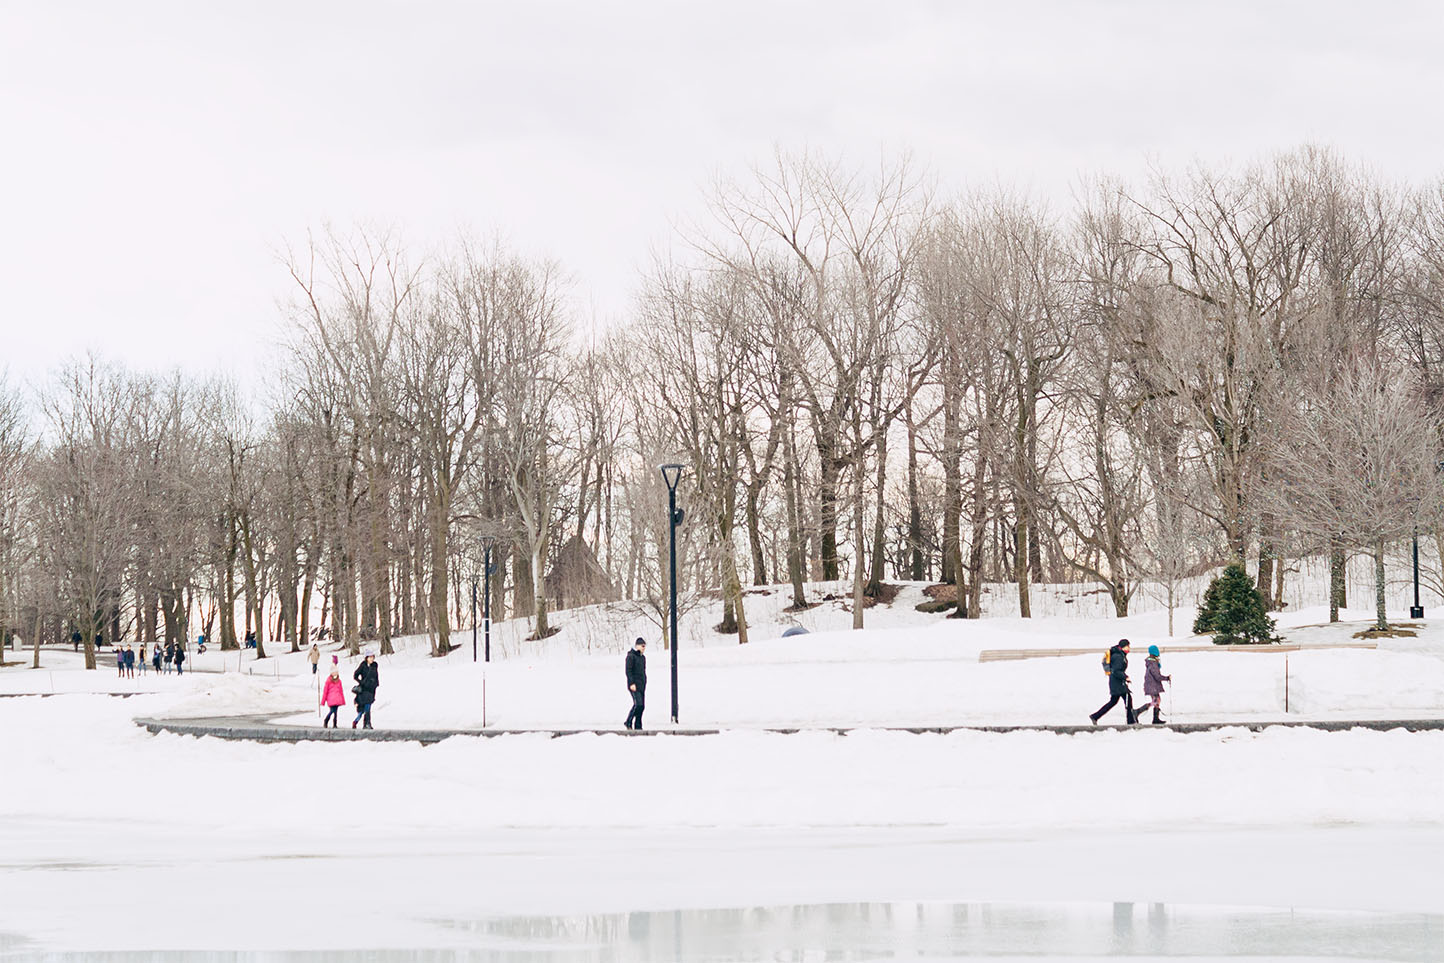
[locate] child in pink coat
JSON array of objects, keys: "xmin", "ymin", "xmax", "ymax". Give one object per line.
[{"xmin": 320, "ymin": 668, "xmax": 346, "ymax": 728}]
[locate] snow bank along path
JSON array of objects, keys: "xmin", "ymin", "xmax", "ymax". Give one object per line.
[{"xmin": 134, "ymin": 713, "xmax": 1444, "ymax": 744}]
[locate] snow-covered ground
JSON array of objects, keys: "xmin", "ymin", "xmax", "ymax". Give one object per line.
[
  {"xmin": 1, "ymin": 581, "xmax": 1441, "ymax": 958},
  {"xmin": 7, "ymin": 582, "xmax": 1441, "ymax": 729}
]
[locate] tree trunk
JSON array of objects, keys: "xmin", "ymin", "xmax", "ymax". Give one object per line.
[
  {"xmin": 906, "ymin": 405, "xmax": 924, "ymax": 582},
  {"xmin": 745, "ymin": 485, "xmax": 767, "ymax": 586},
  {"xmin": 429, "ymin": 499, "xmax": 451, "ymax": 657},
  {"xmin": 866, "ymin": 425, "xmax": 889, "ymax": 595},
  {"xmin": 1329, "ymin": 537, "xmax": 1346, "ymax": 622},
  {"xmin": 818, "ymin": 450, "xmax": 841, "ymax": 582},
  {"xmin": 513, "ymin": 543, "xmax": 534, "ymax": 617},
  {"xmin": 1257, "ymin": 531, "xmax": 1276, "ymax": 612},
  {"xmin": 142, "ymin": 592, "xmax": 157, "ymax": 645},
  {"xmin": 941, "ymin": 415, "xmax": 961, "ymax": 585},
  {"xmin": 851, "ymin": 412, "xmax": 865, "ymax": 630},
  {"xmin": 490, "ymin": 551, "xmax": 508, "ymax": 622},
  {"xmin": 783, "ymin": 415, "xmax": 807, "ymax": 608},
  {"xmin": 965, "ymin": 455, "xmax": 988, "ymax": 619},
  {"xmin": 531, "ymin": 535, "xmax": 550, "ymax": 638},
  {"xmin": 299, "ymin": 568, "xmax": 315, "ymax": 649},
  {"xmin": 722, "ymin": 538, "xmax": 748, "ymax": 644},
  {"xmin": 1373, "ymin": 542, "xmax": 1388, "ymax": 632},
  {"xmin": 1014, "ymin": 508, "xmax": 1032, "ymax": 618},
  {"xmin": 717, "ymin": 594, "xmax": 737, "ymax": 634},
  {"xmin": 339, "ymin": 554, "xmax": 359, "ymax": 657},
  {"xmin": 1109, "ymin": 580, "xmax": 1129, "ymax": 618}
]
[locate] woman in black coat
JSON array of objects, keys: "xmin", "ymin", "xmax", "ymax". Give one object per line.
[{"xmin": 352, "ymin": 653, "xmax": 380, "ymax": 729}]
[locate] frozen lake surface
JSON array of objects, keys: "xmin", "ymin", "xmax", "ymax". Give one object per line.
[
  {"xmin": 5, "ymin": 900, "xmax": 1440, "ymax": 961},
  {"xmin": 2, "ymin": 826, "xmax": 1440, "ymax": 960}
]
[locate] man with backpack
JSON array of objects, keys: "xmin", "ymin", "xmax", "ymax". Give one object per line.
[{"xmin": 1089, "ymin": 638, "xmax": 1138, "ymax": 725}]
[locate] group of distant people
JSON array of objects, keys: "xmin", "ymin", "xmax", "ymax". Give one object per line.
[{"xmin": 112, "ymin": 641, "xmax": 188, "ymax": 677}]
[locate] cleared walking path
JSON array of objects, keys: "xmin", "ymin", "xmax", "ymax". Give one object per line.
[{"xmin": 135, "ymin": 713, "xmax": 1444, "ymax": 745}]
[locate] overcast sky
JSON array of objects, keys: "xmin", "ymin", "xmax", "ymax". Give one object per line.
[{"xmin": 3, "ymin": 1, "xmax": 1442, "ymax": 385}]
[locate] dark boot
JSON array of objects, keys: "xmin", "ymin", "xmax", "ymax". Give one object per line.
[{"xmin": 1152, "ymin": 707, "xmax": 1165, "ymax": 725}]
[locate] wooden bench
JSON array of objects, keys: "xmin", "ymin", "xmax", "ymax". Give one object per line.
[{"xmin": 978, "ymin": 642, "xmax": 1378, "ymax": 662}]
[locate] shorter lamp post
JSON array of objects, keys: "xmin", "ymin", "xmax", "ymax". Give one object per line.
[
  {"xmin": 472, "ymin": 536, "xmax": 498, "ymax": 662},
  {"xmin": 660, "ymin": 463, "xmax": 685, "ymax": 724},
  {"xmin": 1411, "ymin": 529, "xmax": 1424, "ymax": 620},
  {"xmin": 481, "ymin": 535, "xmax": 496, "ymax": 662}
]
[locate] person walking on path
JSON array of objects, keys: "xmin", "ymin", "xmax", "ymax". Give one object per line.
[
  {"xmin": 124, "ymin": 645, "xmax": 136, "ymax": 679},
  {"xmin": 162, "ymin": 642, "xmax": 174, "ymax": 675},
  {"xmin": 1090, "ymin": 639, "xmax": 1137, "ymax": 725},
  {"xmin": 115, "ymin": 646, "xmax": 125, "ymax": 678},
  {"xmin": 352, "ymin": 652, "xmax": 379, "ymax": 729},
  {"xmin": 623, "ymin": 638, "xmax": 647, "ymax": 731},
  {"xmin": 174, "ymin": 643, "xmax": 185, "ymax": 676},
  {"xmin": 138, "ymin": 644, "xmax": 148, "ymax": 676},
  {"xmin": 1143, "ymin": 645, "xmax": 1172, "ymax": 725},
  {"xmin": 320, "ymin": 667, "xmax": 346, "ymax": 728},
  {"xmin": 308, "ymin": 644, "xmax": 321, "ymax": 675},
  {"xmin": 152, "ymin": 644, "xmax": 162, "ymax": 674}
]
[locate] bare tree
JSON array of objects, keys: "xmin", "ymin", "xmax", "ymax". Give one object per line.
[
  {"xmin": 37, "ymin": 358, "xmax": 138, "ymax": 669},
  {"xmin": 1270, "ymin": 355, "xmax": 1443, "ymax": 630},
  {"xmin": 490, "ymin": 256, "xmax": 571, "ymax": 639}
]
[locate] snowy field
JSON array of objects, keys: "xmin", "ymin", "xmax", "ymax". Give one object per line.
[
  {"xmin": 8, "ymin": 582, "xmax": 1441, "ymax": 730},
  {"xmin": 1, "ymin": 582, "xmax": 1442, "ymax": 959}
]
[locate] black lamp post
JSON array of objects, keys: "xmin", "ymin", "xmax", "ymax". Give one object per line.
[
  {"xmin": 660, "ymin": 463, "xmax": 685, "ymax": 724},
  {"xmin": 1411, "ymin": 529, "xmax": 1424, "ymax": 619}
]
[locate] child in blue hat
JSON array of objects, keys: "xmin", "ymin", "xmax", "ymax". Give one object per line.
[{"xmin": 1143, "ymin": 645, "xmax": 1172, "ymax": 724}]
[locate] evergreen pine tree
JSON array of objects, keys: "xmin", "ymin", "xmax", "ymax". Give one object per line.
[{"xmin": 1193, "ymin": 563, "xmax": 1278, "ymax": 645}]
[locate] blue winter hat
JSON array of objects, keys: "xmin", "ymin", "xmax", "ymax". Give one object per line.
[{"xmin": 1148, "ymin": 644, "xmax": 1160, "ymax": 657}]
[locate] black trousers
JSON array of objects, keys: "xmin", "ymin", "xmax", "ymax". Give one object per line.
[
  {"xmin": 625, "ymin": 688, "xmax": 645, "ymax": 729},
  {"xmin": 1091, "ymin": 688, "xmax": 1136, "ymax": 723}
]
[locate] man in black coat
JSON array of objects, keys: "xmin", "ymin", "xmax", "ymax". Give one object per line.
[
  {"xmin": 624, "ymin": 638, "xmax": 647, "ymax": 730},
  {"xmin": 1089, "ymin": 638, "xmax": 1137, "ymax": 725},
  {"xmin": 352, "ymin": 652, "xmax": 380, "ymax": 729}
]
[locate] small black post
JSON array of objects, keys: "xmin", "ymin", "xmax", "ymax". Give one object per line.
[
  {"xmin": 483, "ymin": 541, "xmax": 493, "ymax": 663},
  {"xmin": 1411, "ymin": 530, "xmax": 1424, "ymax": 619},
  {"xmin": 471, "ymin": 577, "xmax": 478, "ymax": 662}
]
